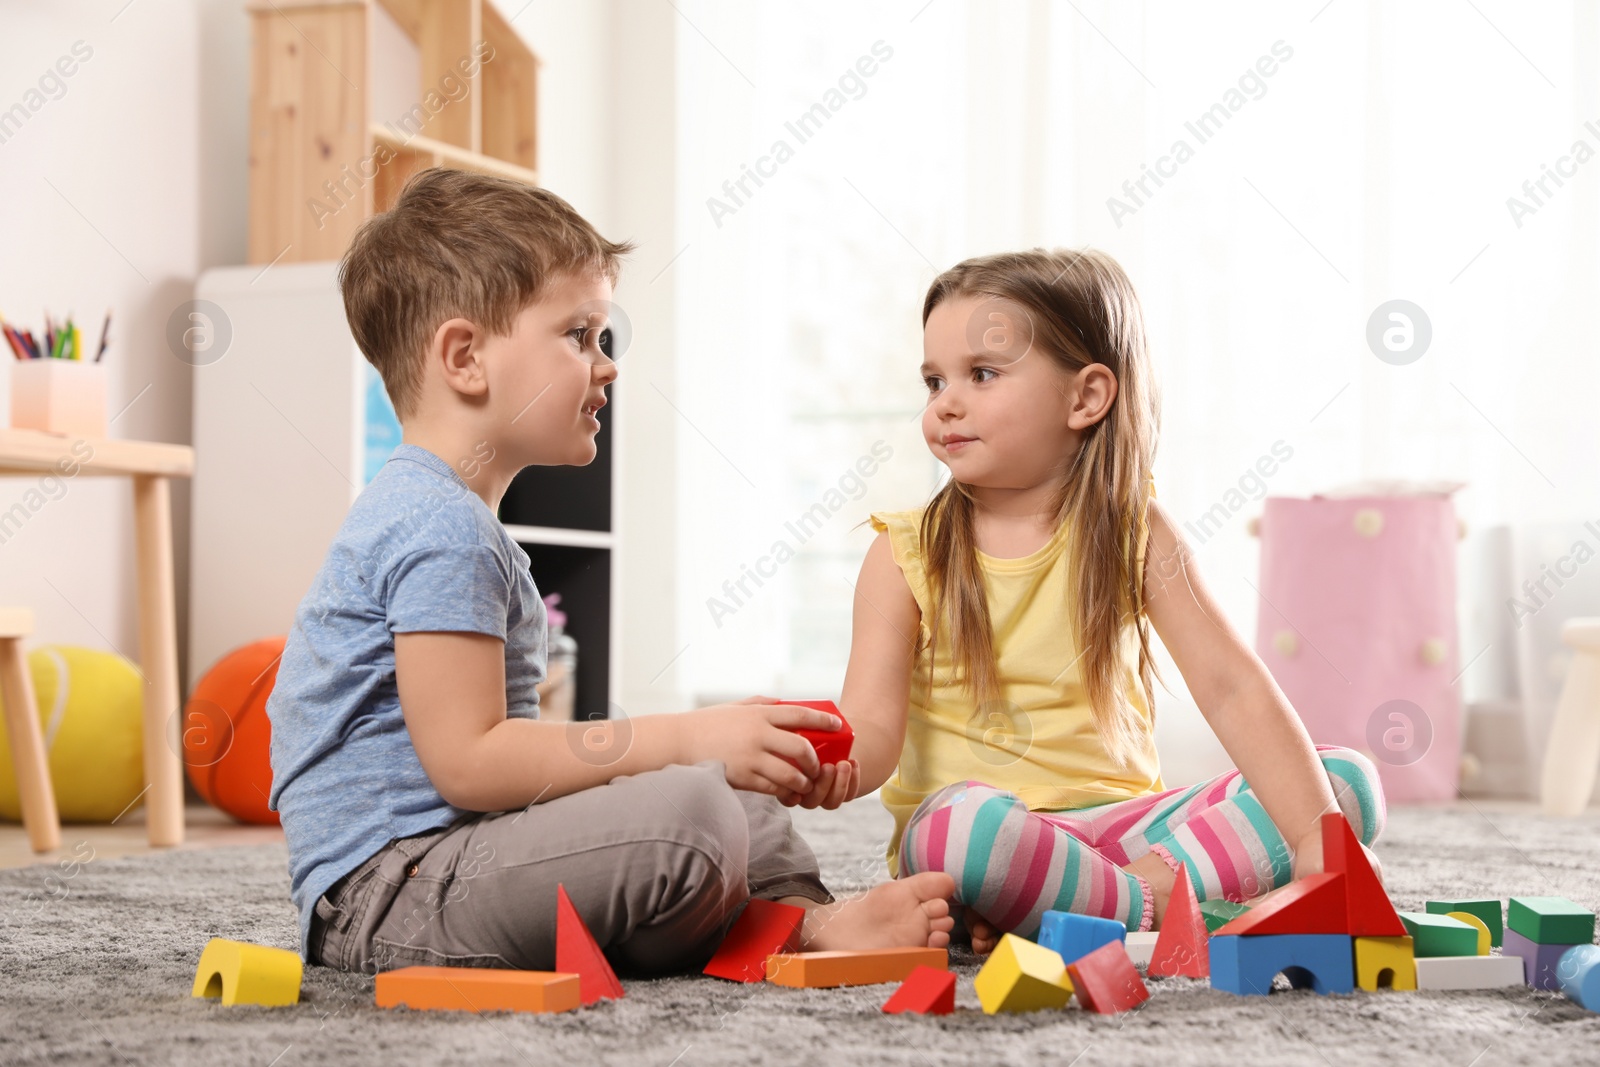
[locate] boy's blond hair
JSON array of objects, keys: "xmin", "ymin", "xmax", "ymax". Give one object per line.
[{"xmin": 340, "ymin": 168, "xmax": 634, "ymax": 420}]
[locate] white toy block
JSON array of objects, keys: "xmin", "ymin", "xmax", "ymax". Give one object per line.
[
  {"xmin": 1124, "ymin": 931, "xmax": 1158, "ymax": 969},
  {"xmin": 1414, "ymin": 954, "xmax": 1525, "ymax": 991}
]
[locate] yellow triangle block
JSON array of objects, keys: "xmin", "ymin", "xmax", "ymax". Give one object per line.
[
  {"xmin": 974, "ymin": 934, "xmax": 1074, "ymax": 1014},
  {"xmin": 1354, "ymin": 935, "xmax": 1416, "ymax": 992},
  {"xmin": 192, "ymin": 938, "xmax": 302, "ymax": 1007}
]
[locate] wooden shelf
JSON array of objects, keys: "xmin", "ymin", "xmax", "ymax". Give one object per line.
[
  {"xmin": 247, "ymin": 0, "xmax": 541, "ymax": 264},
  {"xmin": 370, "ymin": 125, "xmax": 538, "ymax": 213}
]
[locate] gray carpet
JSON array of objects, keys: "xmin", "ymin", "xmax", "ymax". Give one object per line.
[{"xmin": 1, "ymin": 799, "xmax": 1596, "ymax": 1066}]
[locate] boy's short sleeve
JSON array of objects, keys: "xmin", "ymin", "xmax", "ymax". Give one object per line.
[{"xmin": 386, "ymin": 544, "xmax": 511, "ymax": 639}]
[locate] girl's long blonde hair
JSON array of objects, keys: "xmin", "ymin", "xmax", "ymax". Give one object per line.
[{"xmin": 919, "ymin": 248, "xmax": 1161, "ymax": 766}]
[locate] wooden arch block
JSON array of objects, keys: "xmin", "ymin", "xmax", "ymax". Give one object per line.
[
  {"xmin": 1354, "ymin": 935, "xmax": 1416, "ymax": 991},
  {"xmin": 191, "ymin": 938, "xmax": 302, "ymax": 1007}
]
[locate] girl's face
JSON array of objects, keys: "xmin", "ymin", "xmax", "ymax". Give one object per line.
[{"xmin": 919, "ymin": 294, "xmax": 1093, "ymax": 492}]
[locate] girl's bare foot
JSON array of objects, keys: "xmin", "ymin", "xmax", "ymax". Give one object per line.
[
  {"xmin": 787, "ymin": 872, "xmax": 957, "ymax": 952},
  {"xmin": 965, "ymin": 910, "xmax": 1001, "ymax": 955},
  {"xmin": 1125, "ymin": 851, "xmax": 1177, "ymax": 930}
]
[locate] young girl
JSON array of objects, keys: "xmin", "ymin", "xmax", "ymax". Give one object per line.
[{"xmin": 821, "ymin": 248, "xmax": 1385, "ymax": 950}]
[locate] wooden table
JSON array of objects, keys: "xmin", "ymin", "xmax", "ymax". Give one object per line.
[{"xmin": 0, "ymin": 428, "xmax": 194, "ymax": 847}]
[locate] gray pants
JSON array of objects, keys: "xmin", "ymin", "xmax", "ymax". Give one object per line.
[{"xmin": 309, "ymin": 761, "xmax": 832, "ymax": 976}]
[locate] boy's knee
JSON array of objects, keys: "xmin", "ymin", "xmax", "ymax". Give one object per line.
[
  {"xmin": 1317, "ymin": 746, "xmax": 1386, "ymax": 846},
  {"xmin": 630, "ymin": 762, "xmax": 749, "ymax": 861}
]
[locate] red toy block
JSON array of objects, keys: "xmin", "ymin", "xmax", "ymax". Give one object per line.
[
  {"xmin": 776, "ymin": 699, "xmax": 855, "ymax": 767},
  {"xmin": 556, "ymin": 884, "xmax": 623, "ymax": 1005},
  {"xmin": 881, "ymin": 965, "xmax": 956, "ymax": 1015},
  {"xmin": 1065, "ymin": 941, "xmax": 1149, "ymax": 1014},
  {"xmin": 1321, "ymin": 813, "xmax": 1405, "ymax": 937},
  {"xmin": 703, "ymin": 899, "xmax": 806, "ymax": 982},
  {"xmin": 1214, "ymin": 873, "xmax": 1348, "ymax": 936},
  {"xmin": 1148, "ymin": 864, "xmax": 1209, "ymax": 978}
]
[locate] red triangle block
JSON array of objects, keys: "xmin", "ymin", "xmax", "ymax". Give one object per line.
[
  {"xmin": 881, "ymin": 965, "xmax": 956, "ymax": 1015},
  {"xmin": 703, "ymin": 899, "xmax": 806, "ymax": 982},
  {"xmin": 556, "ymin": 884, "xmax": 624, "ymax": 1005},
  {"xmin": 1148, "ymin": 864, "xmax": 1209, "ymax": 978},
  {"xmin": 1065, "ymin": 941, "xmax": 1149, "ymax": 1014},
  {"xmin": 1213, "ymin": 872, "xmax": 1348, "ymax": 936},
  {"xmin": 1321, "ymin": 812, "xmax": 1406, "ymax": 937}
]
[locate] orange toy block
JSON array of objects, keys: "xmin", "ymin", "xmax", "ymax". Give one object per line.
[
  {"xmin": 704, "ymin": 899, "xmax": 806, "ymax": 982},
  {"xmin": 881, "ymin": 965, "xmax": 957, "ymax": 1015},
  {"xmin": 1213, "ymin": 873, "xmax": 1348, "ymax": 936},
  {"xmin": 1065, "ymin": 941, "xmax": 1150, "ymax": 1014},
  {"xmin": 1321, "ymin": 812, "xmax": 1405, "ymax": 937},
  {"xmin": 767, "ymin": 947, "xmax": 947, "ymax": 988},
  {"xmin": 1148, "ymin": 864, "xmax": 1209, "ymax": 978},
  {"xmin": 556, "ymin": 884, "xmax": 624, "ymax": 1005},
  {"xmin": 776, "ymin": 699, "xmax": 855, "ymax": 767},
  {"xmin": 375, "ymin": 967, "xmax": 580, "ymax": 1014}
]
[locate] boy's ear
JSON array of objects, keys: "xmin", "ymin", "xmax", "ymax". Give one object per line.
[
  {"xmin": 1065, "ymin": 363, "xmax": 1118, "ymax": 431},
  {"xmin": 430, "ymin": 317, "xmax": 489, "ymax": 399}
]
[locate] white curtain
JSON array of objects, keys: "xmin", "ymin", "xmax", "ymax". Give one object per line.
[{"xmin": 669, "ymin": 0, "xmax": 1600, "ymax": 783}]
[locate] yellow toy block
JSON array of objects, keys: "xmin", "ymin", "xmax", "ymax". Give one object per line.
[
  {"xmin": 1445, "ymin": 911, "xmax": 1492, "ymax": 956},
  {"xmin": 1354, "ymin": 935, "xmax": 1416, "ymax": 992},
  {"xmin": 973, "ymin": 934, "xmax": 1074, "ymax": 1014},
  {"xmin": 192, "ymin": 938, "xmax": 302, "ymax": 1007}
]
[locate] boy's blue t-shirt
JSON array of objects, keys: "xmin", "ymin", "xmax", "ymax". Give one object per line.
[{"xmin": 266, "ymin": 443, "xmax": 546, "ymax": 960}]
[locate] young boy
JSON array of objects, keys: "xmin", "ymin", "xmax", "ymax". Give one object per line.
[{"xmin": 266, "ymin": 168, "xmax": 954, "ymax": 975}]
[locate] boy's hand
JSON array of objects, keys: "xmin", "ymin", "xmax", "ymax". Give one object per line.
[
  {"xmin": 782, "ymin": 759, "xmax": 861, "ymax": 810},
  {"xmin": 686, "ymin": 697, "xmax": 840, "ymax": 797}
]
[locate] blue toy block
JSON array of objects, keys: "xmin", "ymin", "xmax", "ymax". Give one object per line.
[
  {"xmin": 1038, "ymin": 911, "xmax": 1126, "ymax": 965},
  {"xmin": 1210, "ymin": 935, "xmax": 1355, "ymax": 996},
  {"xmin": 1558, "ymin": 944, "xmax": 1600, "ymax": 1011}
]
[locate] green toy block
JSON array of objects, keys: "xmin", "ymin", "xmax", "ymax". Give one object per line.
[
  {"xmin": 1426, "ymin": 899, "xmax": 1503, "ymax": 947},
  {"xmin": 1399, "ymin": 912, "xmax": 1480, "ymax": 957},
  {"xmin": 1198, "ymin": 899, "xmax": 1251, "ymax": 934},
  {"xmin": 1508, "ymin": 897, "xmax": 1595, "ymax": 946}
]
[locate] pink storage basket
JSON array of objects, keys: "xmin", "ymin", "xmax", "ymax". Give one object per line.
[{"xmin": 1254, "ymin": 494, "xmax": 1462, "ymax": 803}]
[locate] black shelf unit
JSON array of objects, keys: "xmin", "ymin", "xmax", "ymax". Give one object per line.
[{"xmin": 499, "ymin": 398, "xmax": 614, "ymax": 723}]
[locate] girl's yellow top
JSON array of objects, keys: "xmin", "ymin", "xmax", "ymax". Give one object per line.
[{"xmin": 869, "ymin": 490, "xmax": 1164, "ymax": 875}]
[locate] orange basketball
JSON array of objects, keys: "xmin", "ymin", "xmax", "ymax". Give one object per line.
[{"xmin": 182, "ymin": 636, "xmax": 286, "ymax": 826}]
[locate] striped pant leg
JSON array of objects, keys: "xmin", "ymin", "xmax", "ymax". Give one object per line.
[
  {"xmin": 897, "ymin": 781, "xmax": 1154, "ymax": 937},
  {"xmin": 1081, "ymin": 745, "xmax": 1388, "ymax": 903}
]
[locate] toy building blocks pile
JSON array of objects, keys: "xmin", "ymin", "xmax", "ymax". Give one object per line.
[
  {"xmin": 965, "ymin": 812, "xmax": 1600, "ymax": 1016},
  {"xmin": 188, "ymin": 811, "xmax": 1597, "ymax": 1019}
]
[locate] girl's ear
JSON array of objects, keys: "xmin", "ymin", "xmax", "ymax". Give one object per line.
[
  {"xmin": 1066, "ymin": 363, "xmax": 1118, "ymax": 430},
  {"xmin": 431, "ymin": 317, "xmax": 489, "ymax": 399}
]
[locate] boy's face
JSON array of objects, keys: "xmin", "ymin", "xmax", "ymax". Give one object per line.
[{"xmin": 483, "ymin": 271, "xmax": 618, "ymax": 467}]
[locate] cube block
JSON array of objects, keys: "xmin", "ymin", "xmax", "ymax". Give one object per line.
[{"xmin": 974, "ymin": 934, "xmax": 1074, "ymax": 1014}]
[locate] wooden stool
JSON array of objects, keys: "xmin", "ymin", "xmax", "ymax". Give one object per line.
[
  {"xmin": 0, "ymin": 607, "xmax": 61, "ymax": 851},
  {"xmin": 1541, "ymin": 618, "xmax": 1600, "ymax": 817}
]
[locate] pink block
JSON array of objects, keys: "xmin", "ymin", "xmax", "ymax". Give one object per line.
[{"xmin": 1253, "ymin": 495, "xmax": 1462, "ymax": 802}]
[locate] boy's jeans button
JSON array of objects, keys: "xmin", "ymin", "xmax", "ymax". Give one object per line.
[{"xmin": 407, "ymin": 864, "xmax": 419, "ymax": 878}]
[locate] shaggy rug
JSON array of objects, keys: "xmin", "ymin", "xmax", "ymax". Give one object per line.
[{"xmin": 0, "ymin": 798, "xmax": 1595, "ymax": 1066}]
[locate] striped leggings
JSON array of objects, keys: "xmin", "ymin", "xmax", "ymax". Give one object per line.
[{"xmin": 897, "ymin": 746, "xmax": 1385, "ymax": 937}]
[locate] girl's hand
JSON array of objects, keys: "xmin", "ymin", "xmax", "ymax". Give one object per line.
[
  {"xmin": 684, "ymin": 697, "xmax": 839, "ymax": 797},
  {"xmin": 784, "ymin": 759, "xmax": 861, "ymax": 810}
]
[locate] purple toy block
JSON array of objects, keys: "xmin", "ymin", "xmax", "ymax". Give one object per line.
[{"xmin": 1503, "ymin": 928, "xmax": 1571, "ymax": 991}]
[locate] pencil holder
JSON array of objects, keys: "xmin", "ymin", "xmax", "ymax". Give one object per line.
[{"xmin": 9, "ymin": 360, "xmax": 108, "ymax": 438}]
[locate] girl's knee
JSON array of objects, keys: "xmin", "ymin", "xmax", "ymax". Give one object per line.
[
  {"xmin": 1316, "ymin": 746, "xmax": 1387, "ymax": 846},
  {"xmin": 900, "ymin": 782, "xmax": 1022, "ymax": 878}
]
